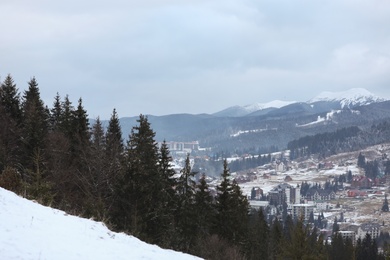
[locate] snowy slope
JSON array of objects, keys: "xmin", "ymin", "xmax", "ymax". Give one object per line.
[
  {"xmin": 214, "ymin": 100, "xmax": 296, "ymax": 117},
  {"xmin": 242, "ymin": 100, "xmax": 297, "ymax": 113},
  {"xmin": 0, "ymin": 188, "xmax": 200, "ymax": 260},
  {"xmin": 309, "ymin": 88, "xmax": 386, "ymax": 108}
]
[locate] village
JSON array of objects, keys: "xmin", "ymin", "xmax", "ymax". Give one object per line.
[{"xmin": 211, "ymin": 143, "xmax": 390, "ymax": 244}]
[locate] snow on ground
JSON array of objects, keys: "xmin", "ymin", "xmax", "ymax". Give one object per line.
[{"xmin": 0, "ymin": 188, "xmax": 200, "ymax": 260}]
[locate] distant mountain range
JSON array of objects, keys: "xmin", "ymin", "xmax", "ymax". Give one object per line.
[
  {"xmin": 97, "ymin": 88, "xmax": 390, "ymax": 154},
  {"xmin": 213, "ymin": 88, "xmax": 386, "ymax": 117}
]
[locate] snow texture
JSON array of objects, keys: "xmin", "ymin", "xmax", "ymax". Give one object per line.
[
  {"xmin": 242, "ymin": 100, "xmax": 296, "ymax": 113},
  {"xmin": 309, "ymin": 88, "xmax": 386, "ymax": 108},
  {"xmin": 0, "ymin": 188, "xmax": 200, "ymax": 260}
]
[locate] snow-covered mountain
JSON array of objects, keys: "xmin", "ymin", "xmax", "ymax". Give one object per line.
[
  {"xmin": 308, "ymin": 88, "xmax": 386, "ymax": 108},
  {"xmin": 0, "ymin": 187, "xmax": 199, "ymax": 260},
  {"xmin": 213, "ymin": 100, "xmax": 296, "ymax": 117},
  {"xmin": 213, "ymin": 88, "xmax": 386, "ymax": 117}
]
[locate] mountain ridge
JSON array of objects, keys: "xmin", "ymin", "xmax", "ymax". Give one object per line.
[{"xmin": 213, "ymin": 88, "xmax": 387, "ymax": 117}]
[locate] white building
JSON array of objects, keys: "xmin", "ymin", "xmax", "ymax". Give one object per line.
[
  {"xmin": 357, "ymin": 223, "xmax": 381, "ymax": 240},
  {"xmin": 249, "ymin": 200, "xmax": 269, "ymax": 210},
  {"xmin": 291, "ymin": 204, "xmax": 314, "ymax": 221}
]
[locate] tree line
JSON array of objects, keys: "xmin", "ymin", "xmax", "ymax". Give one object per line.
[{"xmin": 0, "ymin": 74, "xmax": 388, "ymax": 259}]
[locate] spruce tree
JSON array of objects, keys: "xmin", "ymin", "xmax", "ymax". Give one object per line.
[
  {"xmin": 0, "ymin": 75, "xmax": 22, "ymax": 170},
  {"xmin": 175, "ymin": 153, "xmax": 197, "ymax": 251},
  {"xmin": 113, "ymin": 114, "xmax": 164, "ymax": 244},
  {"xmin": 215, "ymin": 159, "xmax": 249, "ymax": 246},
  {"xmin": 105, "ymin": 108, "xmax": 124, "ymax": 196},
  {"xmin": 0, "ymin": 74, "xmax": 22, "ymax": 122},
  {"xmin": 215, "ymin": 159, "xmax": 234, "ymax": 242},
  {"xmin": 21, "ymin": 77, "xmax": 49, "ymax": 174},
  {"xmin": 156, "ymin": 140, "xmax": 177, "ymax": 247},
  {"xmin": 194, "ymin": 173, "xmax": 215, "ymax": 239},
  {"xmin": 49, "ymin": 92, "xmax": 62, "ymax": 131}
]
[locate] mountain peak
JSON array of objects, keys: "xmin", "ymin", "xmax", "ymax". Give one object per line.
[
  {"xmin": 309, "ymin": 88, "xmax": 386, "ymax": 108},
  {"xmin": 243, "ymin": 100, "xmax": 297, "ymax": 113}
]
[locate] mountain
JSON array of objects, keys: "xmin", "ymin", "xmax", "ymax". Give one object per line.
[
  {"xmin": 308, "ymin": 88, "xmax": 386, "ymax": 108},
  {"xmin": 213, "ymin": 100, "xmax": 296, "ymax": 117},
  {"xmin": 0, "ymin": 187, "xmax": 199, "ymax": 260},
  {"xmin": 94, "ymin": 88, "xmax": 390, "ymax": 155}
]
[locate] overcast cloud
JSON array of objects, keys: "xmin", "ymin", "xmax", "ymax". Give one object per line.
[{"xmin": 1, "ymin": 0, "xmax": 390, "ymax": 119}]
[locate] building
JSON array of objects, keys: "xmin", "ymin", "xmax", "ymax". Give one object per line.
[
  {"xmin": 351, "ymin": 176, "xmax": 373, "ymax": 189},
  {"xmin": 251, "ymin": 187, "xmax": 264, "ymax": 200},
  {"xmin": 306, "ymin": 189, "xmax": 336, "ymax": 201},
  {"xmin": 315, "ymin": 201, "xmax": 330, "ymax": 211},
  {"xmin": 337, "ymin": 231, "xmax": 356, "ymax": 244},
  {"xmin": 291, "ymin": 204, "xmax": 314, "ymax": 221},
  {"xmin": 357, "ymin": 223, "xmax": 381, "ymax": 240},
  {"xmin": 249, "ymin": 200, "xmax": 269, "ymax": 210},
  {"xmin": 158, "ymin": 141, "xmax": 199, "ymax": 154}
]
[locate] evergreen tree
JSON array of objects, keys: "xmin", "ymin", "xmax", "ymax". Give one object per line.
[
  {"xmin": 58, "ymin": 95, "xmax": 74, "ymax": 137},
  {"xmin": 246, "ymin": 209, "xmax": 269, "ymax": 259},
  {"xmin": 382, "ymin": 194, "xmax": 389, "ymax": 212},
  {"xmin": 309, "ymin": 211, "xmax": 315, "ymax": 224},
  {"xmin": 113, "ymin": 115, "xmax": 164, "ymax": 244},
  {"xmin": 194, "ymin": 173, "xmax": 215, "ymax": 240},
  {"xmin": 49, "ymin": 92, "xmax": 62, "ymax": 131},
  {"xmin": 269, "ymin": 217, "xmax": 282, "ymax": 260},
  {"xmin": 215, "ymin": 159, "xmax": 249, "ymax": 246},
  {"xmin": 332, "ymin": 217, "xmax": 340, "ymax": 234},
  {"xmin": 21, "ymin": 77, "xmax": 49, "ymax": 174},
  {"xmin": 282, "ymin": 217, "xmax": 319, "ymax": 259},
  {"xmin": 73, "ymin": 97, "xmax": 90, "ymax": 147},
  {"xmin": 87, "ymin": 117, "xmax": 109, "ymax": 219},
  {"xmin": 105, "ymin": 108, "xmax": 124, "ymax": 196},
  {"xmin": 156, "ymin": 140, "xmax": 177, "ymax": 247},
  {"xmin": 358, "ymin": 152, "xmax": 366, "ymax": 168},
  {"xmin": 0, "ymin": 75, "xmax": 22, "ymax": 171},
  {"xmin": 175, "ymin": 153, "xmax": 197, "ymax": 251},
  {"xmin": 214, "ymin": 159, "xmax": 234, "ymax": 242},
  {"xmin": 0, "ymin": 74, "xmax": 22, "ymax": 122}
]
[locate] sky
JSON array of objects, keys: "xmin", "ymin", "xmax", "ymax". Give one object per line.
[{"xmin": 1, "ymin": 0, "xmax": 390, "ymax": 119}]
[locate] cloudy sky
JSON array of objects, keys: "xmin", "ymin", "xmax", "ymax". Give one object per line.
[{"xmin": 1, "ymin": 0, "xmax": 390, "ymax": 119}]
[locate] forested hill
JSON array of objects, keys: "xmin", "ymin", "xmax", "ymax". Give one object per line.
[
  {"xmin": 288, "ymin": 121, "xmax": 390, "ymax": 160},
  {"xmin": 111, "ymin": 100, "xmax": 390, "ymax": 156}
]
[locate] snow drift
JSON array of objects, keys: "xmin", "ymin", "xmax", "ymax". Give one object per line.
[{"xmin": 0, "ymin": 187, "xmax": 199, "ymax": 260}]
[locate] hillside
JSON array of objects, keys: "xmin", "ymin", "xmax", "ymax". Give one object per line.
[{"xmin": 0, "ymin": 188, "xmax": 199, "ymax": 260}]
